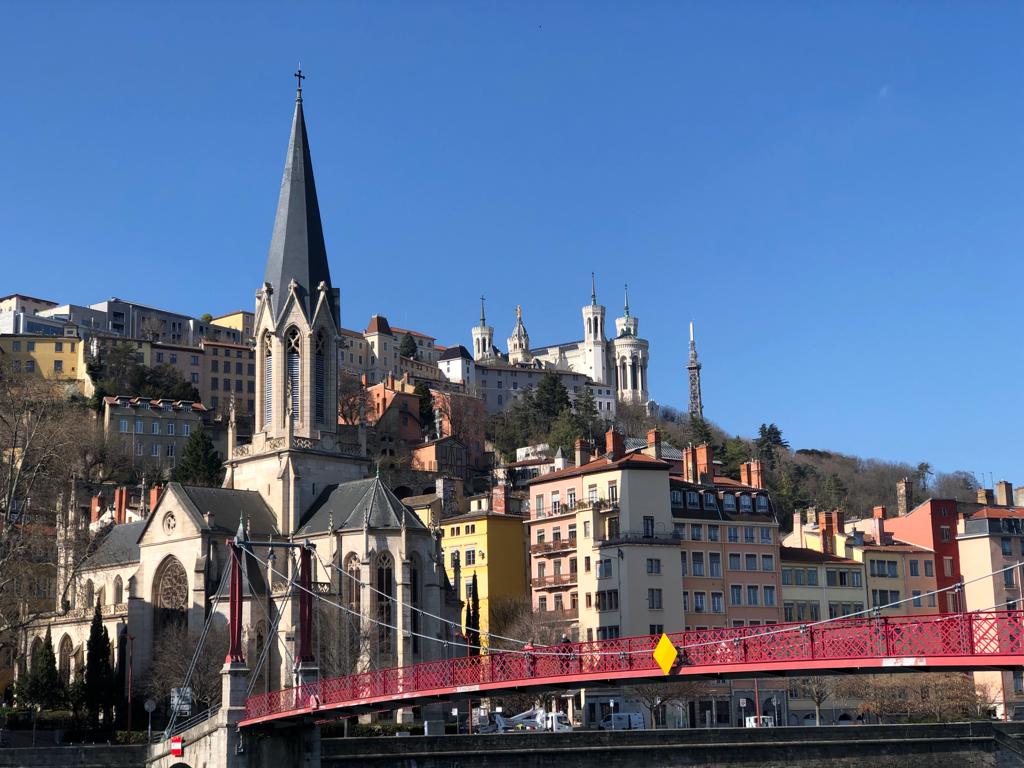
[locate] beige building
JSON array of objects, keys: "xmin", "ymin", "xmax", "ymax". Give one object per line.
[
  {"xmin": 0, "ymin": 332, "xmax": 87, "ymax": 392},
  {"xmin": 103, "ymin": 396, "xmax": 207, "ymax": 479}
]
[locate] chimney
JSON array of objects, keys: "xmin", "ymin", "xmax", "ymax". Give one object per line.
[
  {"xmin": 695, "ymin": 444, "xmax": 714, "ymax": 483},
  {"xmin": 605, "ymin": 428, "xmax": 624, "ymax": 461},
  {"xmin": 114, "ymin": 487, "xmax": 127, "ymax": 525},
  {"xmin": 872, "ymin": 506, "xmax": 886, "ymax": 547},
  {"xmin": 739, "ymin": 462, "xmax": 751, "ymax": 487},
  {"xmin": 1016, "ymin": 488, "xmax": 1024, "ymax": 507},
  {"xmin": 896, "ymin": 477, "xmax": 913, "ymax": 516},
  {"xmin": 805, "ymin": 505, "xmax": 818, "ymax": 526},
  {"xmin": 575, "ymin": 439, "xmax": 591, "ymax": 468},
  {"xmin": 831, "ymin": 509, "xmax": 845, "ymax": 538},
  {"xmin": 644, "ymin": 428, "xmax": 662, "ymax": 460},
  {"xmin": 90, "ymin": 494, "xmax": 104, "ymax": 524},
  {"xmin": 976, "ymin": 488, "xmax": 995, "ymax": 506},
  {"xmin": 791, "ymin": 512, "xmax": 804, "ymax": 547},
  {"xmin": 682, "ymin": 446, "xmax": 698, "ymax": 484},
  {"xmin": 819, "ymin": 510, "xmax": 835, "ymax": 555},
  {"xmin": 853, "ymin": 529, "xmax": 865, "ymax": 547},
  {"xmin": 436, "ymin": 476, "xmax": 460, "ymax": 519},
  {"xmin": 996, "ymin": 481, "xmax": 1014, "ymax": 507},
  {"xmin": 150, "ymin": 484, "xmax": 163, "ymax": 512},
  {"xmin": 491, "ymin": 483, "xmax": 509, "ymax": 514},
  {"xmin": 748, "ymin": 459, "xmax": 764, "ymax": 489}
]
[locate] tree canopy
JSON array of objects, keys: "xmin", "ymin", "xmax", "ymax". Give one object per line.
[
  {"xmin": 399, "ymin": 333, "xmax": 418, "ymax": 360},
  {"xmin": 171, "ymin": 427, "xmax": 223, "ymax": 486}
]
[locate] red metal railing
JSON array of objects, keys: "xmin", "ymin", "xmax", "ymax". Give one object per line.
[{"xmin": 242, "ymin": 611, "xmax": 1024, "ymax": 724}]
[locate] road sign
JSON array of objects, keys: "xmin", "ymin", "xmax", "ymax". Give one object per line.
[
  {"xmin": 170, "ymin": 735, "xmax": 183, "ymax": 757},
  {"xmin": 653, "ymin": 634, "xmax": 678, "ymax": 675},
  {"xmin": 739, "ymin": 698, "xmax": 747, "ymax": 708},
  {"xmin": 171, "ymin": 687, "xmax": 192, "ymax": 717},
  {"xmin": 143, "ymin": 699, "xmax": 156, "ymax": 714}
]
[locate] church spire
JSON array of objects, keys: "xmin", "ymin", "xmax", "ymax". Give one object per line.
[
  {"xmin": 479, "ymin": 295, "xmax": 486, "ymax": 327},
  {"xmin": 687, "ymin": 320, "xmax": 704, "ymax": 419},
  {"xmin": 591, "ymin": 272, "xmax": 597, "ymax": 306},
  {"xmin": 623, "ymin": 283, "xmax": 630, "ymax": 318},
  {"xmin": 263, "ymin": 72, "xmax": 337, "ymax": 323}
]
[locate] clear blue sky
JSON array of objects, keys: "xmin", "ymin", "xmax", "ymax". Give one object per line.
[{"xmin": 2, "ymin": 2, "xmax": 1021, "ymax": 482}]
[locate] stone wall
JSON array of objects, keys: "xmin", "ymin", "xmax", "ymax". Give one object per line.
[
  {"xmin": 0, "ymin": 745, "xmax": 146, "ymax": 767},
  {"xmin": 322, "ymin": 722, "xmax": 1024, "ymax": 768}
]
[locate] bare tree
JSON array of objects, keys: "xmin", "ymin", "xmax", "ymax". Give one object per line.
[
  {"xmin": 627, "ymin": 680, "xmax": 713, "ymax": 728},
  {"xmin": 337, "ymin": 373, "xmax": 369, "ymax": 426},
  {"xmin": 432, "ymin": 391, "xmax": 486, "ymax": 450},
  {"xmin": 793, "ymin": 676, "xmax": 835, "ymax": 725},
  {"xmin": 147, "ymin": 623, "xmax": 229, "ymax": 711}
]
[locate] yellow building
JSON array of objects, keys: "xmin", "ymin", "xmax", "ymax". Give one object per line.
[
  {"xmin": 209, "ymin": 310, "xmax": 255, "ymax": 341},
  {"xmin": 439, "ymin": 486, "xmax": 527, "ymax": 645},
  {"xmin": 0, "ymin": 332, "xmax": 88, "ymax": 392}
]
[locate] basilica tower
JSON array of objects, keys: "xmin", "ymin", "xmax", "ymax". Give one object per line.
[
  {"xmin": 612, "ymin": 284, "xmax": 650, "ymax": 406},
  {"xmin": 471, "ymin": 295, "xmax": 494, "ymax": 361},
  {"xmin": 507, "ymin": 305, "xmax": 531, "ymax": 364},
  {"xmin": 581, "ymin": 273, "xmax": 609, "ymax": 385}
]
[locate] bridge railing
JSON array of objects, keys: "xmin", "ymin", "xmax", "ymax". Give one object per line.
[{"xmin": 243, "ymin": 610, "xmax": 1024, "ymax": 722}]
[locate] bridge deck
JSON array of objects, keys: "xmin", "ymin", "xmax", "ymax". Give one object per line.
[{"xmin": 241, "ymin": 610, "xmax": 1024, "ymax": 728}]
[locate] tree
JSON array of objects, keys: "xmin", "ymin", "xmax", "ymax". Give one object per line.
[
  {"xmin": 627, "ymin": 680, "xmax": 713, "ymax": 729},
  {"xmin": 613, "ymin": 401, "xmax": 649, "ymax": 438},
  {"xmin": 548, "ymin": 409, "xmax": 583, "ymax": 457},
  {"xmin": 20, "ymin": 626, "xmax": 63, "ymax": 710},
  {"xmin": 84, "ymin": 601, "xmax": 114, "ymax": 729},
  {"xmin": 199, "ymin": 313, "xmax": 214, "ymax": 323},
  {"xmin": 821, "ymin": 473, "xmax": 849, "ymax": 511},
  {"xmin": 794, "ymin": 676, "xmax": 835, "ymax": 725},
  {"xmin": 148, "ymin": 623, "xmax": 229, "ymax": 711},
  {"xmin": 755, "ymin": 423, "xmax": 789, "ymax": 468},
  {"xmin": 414, "ymin": 382, "xmax": 435, "ymax": 440},
  {"xmin": 465, "ymin": 573, "xmax": 481, "ymax": 655},
  {"xmin": 573, "ymin": 388, "xmax": 601, "ymax": 439},
  {"xmin": 399, "ymin": 333, "xmax": 418, "ymax": 361},
  {"xmin": 689, "ymin": 415, "xmax": 713, "ymax": 445},
  {"xmin": 337, "ymin": 373, "xmax": 369, "ymax": 425},
  {"xmin": 171, "ymin": 427, "xmax": 223, "ymax": 486},
  {"xmin": 532, "ymin": 373, "xmax": 570, "ymax": 429}
]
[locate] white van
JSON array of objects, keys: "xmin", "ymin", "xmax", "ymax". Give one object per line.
[{"xmin": 599, "ymin": 712, "xmax": 645, "ymax": 730}]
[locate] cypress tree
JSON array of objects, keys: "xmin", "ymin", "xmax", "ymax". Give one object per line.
[
  {"xmin": 24, "ymin": 626, "xmax": 63, "ymax": 710},
  {"xmin": 84, "ymin": 602, "xmax": 114, "ymax": 729},
  {"xmin": 469, "ymin": 573, "xmax": 480, "ymax": 656},
  {"xmin": 171, "ymin": 426, "xmax": 223, "ymax": 486}
]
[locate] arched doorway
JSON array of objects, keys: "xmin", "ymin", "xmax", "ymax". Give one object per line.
[{"xmin": 152, "ymin": 556, "xmax": 189, "ymax": 636}]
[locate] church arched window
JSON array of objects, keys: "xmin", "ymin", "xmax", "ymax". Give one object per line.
[
  {"xmin": 344, "ymin": 553, "xmax": 361, "ymax": 611},
  {"xmin": 376, "ymin": 553, "xmax": 394, "ymax": 655},
  {"xmin": 263, "ymin": 332, "xmax": 273, "ymax": 428},
  {"xmin": 286, "ymin": 327, "xmax": 301, "ymax": 421},
  {"xmin": 113, "ymin": 575, "xmax": 123, "ymax": 604},
  {"xmin": 153, "ymin": 555, "xmax": 189, "ymax": 636},
  {"xmin": 314, "ymin": 330, "xmax": 326, "ymax": 424},
  {"xmin": 83, "ymin": 579, "xmax": 94, "ymax": 608},
  {"xmin": 58, "ymin": 634, "xmax": 73, "ymax": 685}
]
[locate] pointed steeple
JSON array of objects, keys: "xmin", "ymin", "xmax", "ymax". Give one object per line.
[
  {"xmin": 263, "ymin": 72, "xmax": 337, "ymax": 323},
  {"xmin": 623, "ymin": 284, "xmax": 630, "ymax": 318},
  {"xmin": 591, "ymin": 272, "xmax": 597, "ymax": 306},
  {"xmin": 479, "ymin": 295, "xmax": 486, "ymax": 327}
]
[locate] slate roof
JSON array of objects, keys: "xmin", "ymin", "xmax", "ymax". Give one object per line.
[
  {"xmin": 296, "ymin": 477, "xmax": 428, "ymax": 535},
  {"xmin": 263, "ymin": 90, "xmax": 336, "ymax": 322},
  {"xmin": 366, "ymin": 315, "xmax": 392, "ymax": 335},
  {"xmin": 170, "ymin": 483, "xmax": 280, "ymax": 537},
  {"xmin": 625, "ymin": 437, "xmax": 683, "ymax": 461},
  {"xmin": 439, "ymin": 345, "xmax": 472, "ymax": 362},
  {"xmin": 82, "ymin": 521, "xmax": 145, "ymax": 569}
]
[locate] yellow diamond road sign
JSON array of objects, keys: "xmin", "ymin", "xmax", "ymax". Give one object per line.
[{"xmin": 653, "ymin": 633, "xmax": 678, "ymax": 675}]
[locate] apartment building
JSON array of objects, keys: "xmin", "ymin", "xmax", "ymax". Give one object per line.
[
  {"xmin": 200, "ymin": 340, "xmax": 256, "ymax": 416},
  {"xmin": 209, "ymin": 310, "xmax": 255, "ymax": 341},
  {"xmin": 102, "ymin": 396, "xmax": 207, "ymax": 479},
  {"xmin": 779, "ymin": 547, "xmax": 867, "ymax": 624},
  {"xmin": 0, "ymin": 332, "xmax": 87, "ymax": 390}
]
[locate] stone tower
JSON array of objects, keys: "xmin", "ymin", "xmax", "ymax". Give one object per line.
[
  {"xmin": 507, "ymin": 305, "xmax": 531, "ymax": 364},
  {"xmin": 223, "ymin": 75, "xmax": 367, "ymax": 535},
  {"xmin": 612, "ymin": 285, "xmax": 649, "ymax": 405},
  {"xmin": 687, "ymin": 320, "xmax": 703, "ymax": 419},
  {"xmin": 581, "ymin": 273, "xmax": 609, "ymax": 385},
  {"xmin": 471, "ymin": 295, "xmax": 494, "ymax": 361}
]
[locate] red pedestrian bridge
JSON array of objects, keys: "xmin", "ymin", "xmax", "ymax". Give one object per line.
[{"xmin": 240, "ymin": 609, "xmax": 1024, "ymax": 729}]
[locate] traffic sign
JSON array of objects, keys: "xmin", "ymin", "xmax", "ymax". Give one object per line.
[
  {"xmin": 170, "ymin": 735, "xmax": 183, "ymax": 757},
  {"xmin": 653, "ymin": 634, "xmax": 678, "ymax": 675}
]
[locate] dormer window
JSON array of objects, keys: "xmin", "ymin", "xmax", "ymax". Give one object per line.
[
  {"xmin": 686, "ymin": 491, "xmax": 699, "ymax": 509},
  {"xmin": 740, "ymin": 495, "xmax": 753, "ymax": 512},
  {"xmin": 703, "ymin": 492, "xmax": 717, "ymax": 509},
  {"xmin": 723, "ymin": 494, "xmax": 736, "ymax": 512},
  {"xmin": 756, "ymin": 495, "xmax": 768, "ymax": 513}
]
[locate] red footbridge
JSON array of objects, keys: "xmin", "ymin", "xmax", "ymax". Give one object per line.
[
  {"xmin": 239, "ymin": 609, "xmax": 1024, "ymax": 728},
  {"xmin": 216, "ymin": 543, "xmax": 1024, "ymax": 730}
]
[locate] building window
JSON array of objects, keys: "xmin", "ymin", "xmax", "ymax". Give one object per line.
[
  {"xmin": 1014, "ymin": 670, "xmax": 1024, "ymax": 695},
  {"xmin": 743, "ymin": 526, "xmax": 755, "ymax": 543},
  {"xmin": 166, "ymin": 422, "xmax": 175, "ymax": 436},
  {"xmin": 763, "ymin": 586, "xmax": 776, "ymax": 606},
  {"xmin": 465, "ymin": 549, "xmax": 476, "ymax": 566},
  {"xmin": 150, "ymin": 443, "xmax": 160, "ymax": 457},
  {"xmin": 1005, "ymin": 570, "xmax": 1015, "ymax": 588},
  {"xmin": 692, "ymin": 552, "xmax": 705, "ymax": 577},
  {"xmin": 583, "ymin": 521, "xmax": 590, "ymax": 538},
  {"xmin": 940, "ymin": 526, "xmax": 951, "ymax": 542},
  {"xmin": 709, "ymin": 552, "xmax": 722, "ymax": 577},
  {"xmin": 182, "ymin": 423, "xmax": 191, "ymax": 437},
  {"xmin": 643, "ymin": 516, "xmax": 655, "ymax": 537},
  {"xmin": 909, "ymin": 560, "xmax": 919, "ymax": 577},
  {"xmin": 782, "ymin": 568, "xmax": 793, "ymax": 585},
  {"xmin": 924, "ymin": 560, "xmax": 934, "ymax": 577},
  {"xmin": 756, "ymin": 495, "xmax": 768, "ymax": 513},
  {"xmin": 745, "ymin": 554, "xmax": 757, "ymax": 571},
  {"xmin": 730, "ymin": 585, "xmax": 742, "ymax": 605},
  {"xmin": 686, "ymin": 491, "xmax": 699, "ymax": 509},
  {"xmin": 728, "ymin": 553, "xmax": 741, "ymax": 571},
  {"xmin": 648, "ymin": 588, "xmax": 663, "ymax": 610},
  {"xmin": 53, "ymin": 360, "xmax": 63, "ymax": 373},
  {"xmin": 119, "ymin": 418, "xmax": 128, "ymax": 433},
  {"xmin": 597, "ymin": 559, "xmax": 612, "ymax": 579},
  {"xmin": 646, "ymin": 558, "xmax": 661, "ymax": 574},
  {"xmin": 711, "ymin": 592, "xmax": 723, "ymax": 613},
  {"xmin": 1002, "ymin": 538, "xmax": 1014, "ymax": 557},
  {"xmin": 912, "ymin": 590, "xmax": 922, "ymax": 607},
  {"xmin": 943, "ymin": 557, "xmax": 953, "ymax": 578},
  {"xmin": 746, "ymin": 586, "xmax": 759, "ymax": 606},
  {"xmin": 136, "ymin": 442, "xmax": 144, "ymax": 456},
  {"xmin": 761, "ymin": 554, "xmax": 774, "ymax": 571},
  {"xmin": 708, "ymin": 525, "xmax": 720, "ymax": 542},
  {"xmin": 286, "ymin": 327, "xmax": 301, "ymax": 419},
  {"xmin": 151, "ymin": 421, "xmax": 159, "ymax": 434},
  {"xmin": 727, "ymin": 526, "xmax": 739, "ymax": 543},
  {"xmin": 760, "ymin": 527, "xmax": 772, "ymax": 544},
  {"xmin": 723, "ymin": 495, "xmax": 736, "ymax": 512},
  {"xmin": 691, "ymin": 524, "xmax": 703, "ymax": 541},
  {"xmin": 314, "ymin": 330, "xmax": 326, "ymax": 423}
]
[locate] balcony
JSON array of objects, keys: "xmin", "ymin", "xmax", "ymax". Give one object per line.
[
  {"xmin": 575, "ymin": 498, "xmax": 619, "ymax": 513},
  {"xmin": 531, "ymin": 573, "xmax": 578, "ymax": 589},
  {"xmin": 595, "ymin": 530, "xmax": 682, "ymax": 547},
  {"xmin": 530, "ymin": 538, "xmax": 578, "ymax": 555},
  {"xmin": 538, "ymin": 607, "xmax": 579, "ymax": 623},
  {"xmin": 532, "ymin": 504, "xmax": 577, "ymax": 520}
]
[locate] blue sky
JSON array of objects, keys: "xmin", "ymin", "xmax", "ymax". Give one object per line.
[{"xmin": 1, "ymin": 2, "xmax": 1021, "ymax": 481}]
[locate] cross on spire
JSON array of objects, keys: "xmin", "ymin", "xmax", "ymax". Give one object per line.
[
  {"xmin": 591, "ymin": 272, "xmax": 597, "ymax": 305},
  {"xmin": 294, "ymin": 67, "xmax": 306, "ymax": 100},
  {"xmin": 479, "ymin": 295, "xmax": 486, "ymax": 326}
]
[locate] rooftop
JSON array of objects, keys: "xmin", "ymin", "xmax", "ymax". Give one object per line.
[{"xmin": 780, "ymin": 546, "xmax": 861, "ymax": 566}]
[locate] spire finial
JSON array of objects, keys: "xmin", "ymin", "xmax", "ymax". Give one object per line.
[
  {"xmin": 516, "ymin": 304, "xmax": 522, "ymax": 321},
  {"xmin": 591, "ymin": 272, "xmax": 597, "ymax": 306},
  {"xmin": 624, "ymin": 283, "xmax": 630, "ymax": 318},
  {"xmin": 480, "ymin": 295, "xmax": 486, "ymax": 327},
  {"xmin": 294, "ymin": 66, "xmax": 306, "ymax": 101}
]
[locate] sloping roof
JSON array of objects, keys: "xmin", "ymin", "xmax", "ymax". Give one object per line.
[
  {"xmin": 296, "ymin": 477, "xmax": 428, "ymax": 535},
  {"xmin": 263, "ymin": 90, "xmax": 336, "ymax": 322},
  {"xmin": 972, "ymin": 507, "xmax": 1024, "ymax": 519},
  {"xmin": 624, "ymin": 437, "xmax": 683, "ymax": 461},
  {"xmin": 390, "ymin": 326, "xmax": 435, "ymax": 341},
  {"xmin": 402, "ymin": 493, "xmax": 439, "ymax": 507},
  {"xmin": 171, "ymin": 483, "xmax": 279, "ymax": 536},
  {"xmin": 439, "ymin": 345, "xmax": 472, "ymax": 362},
  {"xmin": 526, "ymin": 450, "xmax": 670, "ymax": 485},
  {"xmin": 82, "ymin": 521, "xmax": 146, "ymax": 569},
  {"xmin": 366, "ymin": 315, "xmax": 392, "ymax": 335}
]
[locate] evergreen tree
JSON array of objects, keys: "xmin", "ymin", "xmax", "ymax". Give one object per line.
[
  {"xmin": 533, "ymin": 373, "xmax": 570, "ymax": 428},
  {"xmin": 548, "ymin": 408, "xmax": 583, "ymax": 457},
  {"xmin": 84, "ymin": 602, "xmax": 114, "ymax": 729},
  {"xmin": 467, "ymin": 573, "xmax": 481, "ymax": 656},
  {"xmin": 414, "ymin": 381, "xmax": 435, "ymax": 439},
  {"xmin": 399, "ymin": 332, "xmax": 418, "ymax": 360},
  {"xmin": 171, "ymin": 427, "xmax": 223, "ymax": 486},
  {"xmin": 573, "ymin": 388, "xmax": 601, "ymax": 440},
  {"xmin": 689, "ymin": 415, "xmax": 713, "ymax": 445},
  {"xmin": 22, "ymin": 626, "xmax": 63, "ymax": 710},
  {"xmin": 755, "ymin": 423, "xmax": 789, "ymax": 468}
]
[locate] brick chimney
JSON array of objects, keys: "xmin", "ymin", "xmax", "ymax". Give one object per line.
[
  {"xmin": 791, "ymin": 512, "xmax": 804, "ymax": 547},
  {"xmin": 996, "ymin": 481, "xmax": 1014, "ymax": 507},
  {"xmin": 150, "ymin": 484, "xmax": 163, "ymax": 512},
  {"xmin": 575, "ymin": 438, "xmax": 591, "ymax": 468},
  {"xmin": 114, "ymin": 487, "xmax": 127, "ymax": 525},
  {"xmin": 605, "ymin": 428, "xmax": 624, "ymax": 461},
  {"xmin": 695, "ymin": 444, "xmax": 714, "ymax": 483},
  {"xmin": 682, "ymin": 446, "xmax": 698, "ymax": 484},
  {"xmin": 976, "ymin": 487, "xmax": 995, "ymax": 505},
  {"xmin": 644, "ymin": 428, "xmax": 662, "ymax": 460},
  {"xmin": 739, "ymin": 462, "xmax": 751, "ymax": 486},
  {"xmin": 1016, "ymin": 488, "xmax": 1024, "ymax": 507},
  {"xmin": 872, "ymin": 506, "xmax": 887, "ymax": 547},
  {"xmin": 896, "ymin": 477, "xmax": 913, "ymax": 516},
  {"xmin": 491, "ymin": 483, "xmax": 509, "ymax": 514},
  {"xmin": 748, "ymin": 459, "xmax": 764, "ymax": 489},
  {"xmin": 819, "ymin": 510, "xmax": 835, "ymax": 555},
  {"xmin": 90, "ymin": 494, "xmax": 104, "ymax": 524}
]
